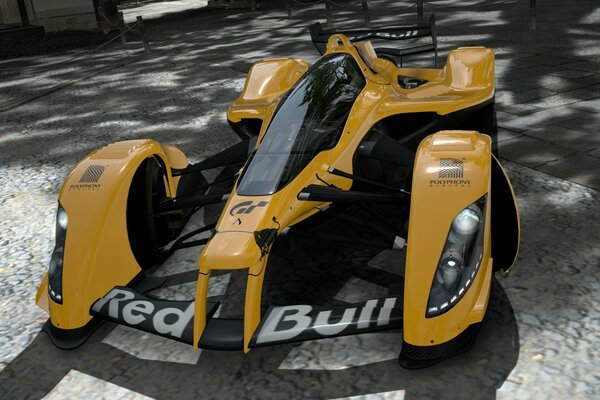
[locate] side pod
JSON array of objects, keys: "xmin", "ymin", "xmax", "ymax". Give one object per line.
[
  {"xmin": 399, "ymin": 130, "xmax": 493, "ymax": 368},
  {"xmin": 227, "ymin": 58, "xmax": 309, "ymax": 139},
  {"xmin": 39, "ymin": 140, "xmax": 179, "ymax": 349}
]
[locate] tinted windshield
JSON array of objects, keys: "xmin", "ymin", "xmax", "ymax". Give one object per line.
[{"xmin": 237, "ymin": 54, "xmax": 366, "ymax": 196}]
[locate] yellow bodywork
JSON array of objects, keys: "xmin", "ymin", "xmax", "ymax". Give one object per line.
[
  {"xmin": 39, "ymin": 140, "xmax": 181, "ymax": 330},
  {"xmin": 404, "ymin": 131, "xmax": 493, "ymax": 346},
  {"xmin": 196, "ymin": 37, "xmax": 498, "ymax": 351},
  {"xmin": 228, "ymin": 58, "xmax": 309, "ymax": 123},
  {"xmin": 39, "ymin": 33, "xmax": 517, "ymax": 355}
]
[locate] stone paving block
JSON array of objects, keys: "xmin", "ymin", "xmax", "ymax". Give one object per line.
[
  {"xmin": 497, "ymin": 106, "xmax": 588, "ymax": 132},
  {"xmin": 334, "ymin": 277, "xmax": 388, "ymax": 303},
  {"xmin": 537, "ymin": 75, "xmax": 568, "ymax": 89},
  {"xmin": 519, "ymin": 55, "xmax": 573, "ymax": 66},
  {"xmin": 102, "ymin": 325, "xmax": 202, "ymax": 365},
  {"xmin": 501, "ymin": 65, "xmax": 565, "ymax": 82},
  {"xmin": 495, "ymin": 88, "xmax": 558, "ymax": 105},
  {"xmin": 556, "ymin": 114, "xmax": 600, "ymax": 132},
  {"xmin": 525, "ymin": 89, "xmax": 600, "ymax": 109},
  {"xmin": 589, "ymin": 147, "xmax": 600, "ymax": 158},
  {"xmin": 496, "ymin": 74, "xmax": 536, "ymax": 87},
  {"xmin": 498, "ymin": 136, "xmax": 576, "ymax": 168},
  {"xmin": 496, "ymin": 110, "xmax": 523, "ymax": 131},
  {"xmin": 498, "ymin": 128, "xmax": 524, "ymax": 143},
  {"xmin": 542, "ymin": 74, "xmax": 600, "ymax": 93},
  {"xmin": 494, "ymin": 65, "xmax": 512, "ymax": 75},
  {"xmin": 496, "ymin": 78, "xmax": 540, "ymax": 92},
  {"xmin": 330, "ymin": 390, "xmax": 406, "ymax": 400},
  {"xmin": 495, "ymin": 103, "xmax": 543, "ymax": 116},
  {"xmin": 524, "ymin": 125, "xmax": 600, "ymax": 152},
  {"xmin": 367, "ymin": 249, "xmax": 405, "ymax": 276},
  {"xmin": 550, "ymin": 69, "xmax": 595, "ymax": 79},
  {"xmin": 43, "ymin": 370, "xmax": 154, "ymax": 400},
  {"xmin": 147, "ymin": 273, "xmax": 230, "ymax": 300},
  {"xmin": 536, "ymin": 154, "xmax": 600, "ymax": 190},
  {"xmin": 589, "ymin": 84, "xmax": 600, "ymax": 95},
  {"xmin": 278, "ymin": 332, "xmax": 403, "ymax": 371},
  {"xmin": 494, "ymin": 58, "xmax": 537, "ymax": 69},
  {"xmin": 571, "ymin": 74, "xmax": 600, "ymax": 86},
  {"xmin": 559, "ymin": 61, "xmax": 600, "ymax": 72},
  {"xmin": 493, "ymin": 57, "xmax": 513, "ymax": 66},
  {"xmin": 566, "ymin": 96, "xmax": 600, "ymax": 113}
]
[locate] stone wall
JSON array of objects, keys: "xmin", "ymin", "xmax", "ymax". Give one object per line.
[{"xmin": 31, "ymin": 0, "xmax": 97, "ymax": 32}]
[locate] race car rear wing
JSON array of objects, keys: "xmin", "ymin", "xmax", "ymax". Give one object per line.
[{"xmin": 309, "ymin": 14, "xmax": 438, "ymax": 67}]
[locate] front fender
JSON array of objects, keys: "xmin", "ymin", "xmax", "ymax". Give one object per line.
[
  {"xmin": 43, "ymin": 140, "xmax": 175, "ymax": 331},
  {"xmin": 401, "ymin": 131, "xmax": 493, "ymax": 366}
]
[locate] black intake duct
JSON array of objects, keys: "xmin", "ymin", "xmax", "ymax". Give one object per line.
[
  {"xmin": 298, "ymin": 185, "xmax": 407, "ymax": 203},
  {"xmin": 358, "ymin": 134, "xmax": 415, "ymax": 167},
  {"xmin": 172, "ymin": 136, "xmax": 257, "ymax": 176}
]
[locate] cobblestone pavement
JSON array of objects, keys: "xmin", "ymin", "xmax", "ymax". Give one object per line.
[{"xmin": 1, "ymin": 1, "xmax": 599, "ymax": 399}]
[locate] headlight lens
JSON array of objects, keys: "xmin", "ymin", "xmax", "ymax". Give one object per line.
[
  {"xmin": 48, "ymin": 204, "xmax": 67, "ymax": 304},
  {"xmin": 57, "ymin": 208, "xmax": 68, "ymax": 230},
  {"xmin": 426, "ymin": 195, "xmax": 487, "ymax": 318},
  {"xmin": 452, "ymin": 205, "xmax": 482, "ymax": 236}
]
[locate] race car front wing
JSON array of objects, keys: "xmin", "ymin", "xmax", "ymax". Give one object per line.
[{"xmin": 88, "ymin": 282, "xmax": 403, "ymax": 351}]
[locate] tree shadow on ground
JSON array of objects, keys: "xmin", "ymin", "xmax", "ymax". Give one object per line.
[
  {"xmin": 1, "ymin": 1, "xmax": 599, "ymax": 398},
  {"xmin": 0, "ymin": 222, "xmax": 519, "ymax": 399}
]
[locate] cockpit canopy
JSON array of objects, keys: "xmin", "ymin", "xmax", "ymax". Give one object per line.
[{"xmin": 236, "ymin": 53, "xmax": 366, "ymax": 196}]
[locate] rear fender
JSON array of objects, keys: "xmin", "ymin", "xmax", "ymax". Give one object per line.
[
  {"xmin": 491, "ymin": 154, "xmax": 520, "ymax": 271},
  {"xmin": 227, "ymin": 58, "xmax": 309, "ymax": 140}
]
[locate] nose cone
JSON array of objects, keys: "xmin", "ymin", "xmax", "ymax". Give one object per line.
[{"xmin": 200, "ymin": 231, "xmax": 262, "ymax": 271}]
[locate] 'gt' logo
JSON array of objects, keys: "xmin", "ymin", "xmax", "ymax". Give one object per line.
[{"xmin": 229, "ymin": 201, "xmax": 269, "ymax": 216}]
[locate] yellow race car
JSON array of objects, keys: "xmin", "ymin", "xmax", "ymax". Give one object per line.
[{"xmin": 35, "ymin": 26, "xmax": 520, "ymax": 369}]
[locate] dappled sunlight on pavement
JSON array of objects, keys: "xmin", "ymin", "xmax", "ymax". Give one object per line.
[{"xmin": 0, "ymin": 1, "xmax": 599, "ymax": 399}]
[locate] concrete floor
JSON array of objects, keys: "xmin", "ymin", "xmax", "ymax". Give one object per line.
[{"xmin": 0, "ymin": 1, "xmax": 599, "ymax": 399}]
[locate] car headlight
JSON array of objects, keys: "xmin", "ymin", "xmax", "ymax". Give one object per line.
[
  {"xmin": 426, "ymin": 195, "xmax": 487, "ymax": 318},
  {"xmin": 57, "ymin": 207, "xmax": 68, "ymax": 230},
  {"xmin": 48, "ymin": 203, "xmax": 67, "ymax": 304}
]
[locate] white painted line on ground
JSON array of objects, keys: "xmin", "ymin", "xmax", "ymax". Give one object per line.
[
  {"xmin": 367, "ymin": 249, "xmax": 406, "ymax": 276},
  {"xmin": 147, "ymin": 273, "xmax": 231, "ymax": 300},
  {"xmin": 334, "ymin": 277, "xmax": 388, "ymax": 304},
  {"xmin": 330, "ymin": 389, "xmax": 405, "ymax": 400},
  {"xmin": 102, "ymin": 325, "xmax": 201, "ymax": 365},
  {"xmin": 43, "ymin": 369, "xmax": 154, "ymax": 399}
]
